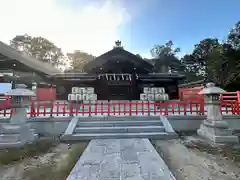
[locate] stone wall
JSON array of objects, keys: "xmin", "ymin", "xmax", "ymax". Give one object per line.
[{"xmin": 1, "ymin": 115, "xmax": 240, "ymax": 136}]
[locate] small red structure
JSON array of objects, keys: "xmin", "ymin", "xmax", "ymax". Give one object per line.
[{"xmin": 36, "ymin": 87, "xmax": 56, "ymax": 101}]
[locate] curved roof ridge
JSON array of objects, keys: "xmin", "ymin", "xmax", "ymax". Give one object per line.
[{"xmin": 84, "ymin": 47, "xmax": 153, "ymax": 72}]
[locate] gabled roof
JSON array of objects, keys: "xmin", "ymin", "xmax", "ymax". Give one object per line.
[
  {"xmin": 84, "ymin": 47, "xmax": 153, "ymax": 72},
  {"xmin": 0, "ymin": 41, "xmax": 61, "ymax": 75}
]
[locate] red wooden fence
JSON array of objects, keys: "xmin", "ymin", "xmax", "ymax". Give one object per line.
[
  {"xmin": 179, "ymin": 88, "xmax": 240, "ymax": 103},
  {"xmin": 0, "ymin": 100, "xmax": 239, "ymax": 117},
  {"xmin": 36, "ymin": 88, "xmax": 56, "ymax": 101}
]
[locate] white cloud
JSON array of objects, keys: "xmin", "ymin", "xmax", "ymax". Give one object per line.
[{"xmin": 0, "ymin": 0, "xmax": 131, "ymax": 56}]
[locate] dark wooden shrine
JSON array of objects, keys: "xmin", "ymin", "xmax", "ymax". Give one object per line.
[{"xmin": 50, "ymin": 41, "xmax": 185, "ymax": 100}]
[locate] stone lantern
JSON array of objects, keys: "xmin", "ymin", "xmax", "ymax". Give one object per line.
[
  {"xmin": 5, "ymin": 84, "xmax": 35, "ymax": 124},
  {"xmin": 197, "ymin": 82, "xmax": 238, "ymax": 143},
  {"xmin": 0, "ymin": 84, "xmax": 38, "ymax": 149}
]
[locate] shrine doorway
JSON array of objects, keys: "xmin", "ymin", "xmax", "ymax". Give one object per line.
[{"xmin": 95, "ymin": 73, "xmax": 139, "ymax": 100}]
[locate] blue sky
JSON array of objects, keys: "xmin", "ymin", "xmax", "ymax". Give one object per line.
[
  {"xmin": 1, "ymin": 0, "xmax": 240, "ymax": 58},
  {"xmin": 120, "ymin": 0, "xmax": 240, "ymax": 57}
]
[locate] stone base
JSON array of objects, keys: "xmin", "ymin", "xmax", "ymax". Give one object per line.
[
  {"xmin": 197, "ymin": 124, "xmax": 238, "ymax": 143},
  {"xmin": 0, "ymin": 123, "xmax": 38, "ymax": 149},
  {"xmin": 203, "ymin": 119, "xmax": 228, "ymax": 129}
]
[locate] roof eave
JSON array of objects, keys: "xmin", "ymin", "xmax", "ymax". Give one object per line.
[{"xmin": 0, "ymin": 41, "xmax": 61, "ymax": 75}]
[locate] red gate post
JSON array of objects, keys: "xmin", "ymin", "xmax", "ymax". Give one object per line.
[
  {"xmin": 36, "ymin": 103, "xmax": 39, "ymax": 116},
  {"xmin": 50, "ymin": 102, "xmax": 54, "ymax": 117},
  {"xmin": 56, "ymin": 102, "xmax": 59, "ymax": 117},
  {"xmin": 63, "ymin": 101, "xmax": 66, "ymax": 116},
  {"xmin": 108, "ymin": 102, "xmax": 110, "ymax": 116},
  {"xmin": 118, "ymin": 102, "xmax": 121, "ymax": 116},
  {"xmin": 89, "ymin": 101, "xmax": 91, "ymax": 117},
  {"xmin": 100, "ymin": 102, "xmax": 103, "ymax": 116},
  {"xmin": 94, "ymin": 101, "xmax": 97, "ymax": 116},
  {"xmin": 154, "ymin": 101, "xmax": 157, "ymax": 116},
  {"xmin": 136, "ymin": 101, "xmax": 138, "ymax": 116},
  {"xmin": 129, "ymin": 101, "xmax": 132, "ymax": 116},
  {"xmin": 113, "ymin": 102, "xmax": 116, "ymax": 116},
  {"xmin": 76, "ymin": 102, "xmax": 79, "ymax": 116},
  {"xmin": 164, "ymin": 101, "xmax": 168, "ymax": 115},
  {"xmin": 69, "ymin": 102, "xmax": 73, "ymax": 117},
  {"xmin": 82, "ymin": 103, "xmax": 85, "ymax": 116},
  {"xmin": 43, "ymin": 104, "xmax": 46, "ymax": 116},
  {"xmin": 123, "ymin": 102, "xmax": 126, "ymax": 116}
]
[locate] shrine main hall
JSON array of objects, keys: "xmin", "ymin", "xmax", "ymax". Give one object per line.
[
  {"xmin": 0, "ymin": 40, "xmax": 185, "ymax": 101},
  {"xmin": 50, "ymin": 41, "xmax": 185, "ymax": 101}
]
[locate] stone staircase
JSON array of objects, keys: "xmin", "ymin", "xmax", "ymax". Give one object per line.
[
  {"xmin": 61, "ymin": 116, "xmax": 177, "ymax": 141},
  {"xmin": 0, "ymin": 124, "xmax": 38, "ymax": 149}
]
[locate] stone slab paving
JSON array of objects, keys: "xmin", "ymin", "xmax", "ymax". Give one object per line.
[{"xmin": 67, "ymin": 138, "xmax": 176, "ymax": 180}]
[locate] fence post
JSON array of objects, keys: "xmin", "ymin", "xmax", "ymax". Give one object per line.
[{"xmin": 237, "ymin": 91, "xmax": 240, "ymax": 103}]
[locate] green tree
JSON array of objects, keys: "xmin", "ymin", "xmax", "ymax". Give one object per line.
[
  {"xmin": 191, "ymin": 38, "xmax": 220, "ymax": 78},
  {"xmin": 228, "ymin": 21, "xmax": 240, "ymax": 50},
  {"xmin": 67, "ymin": 50, "xmax": 95, "ymax": 71},
  {"xmin": 136, "ymin": 54, "xmax": 142, "ymax": 58},
  {"xmin": 150, "ymin": 41, "xmax": 184, "ymax": 73},
  {"xmin": 180, "ymin": 54, "xmax": 203, "ymax": 82},
  {"xmin": 182, "ymin": 35, "xmax": 240, "ymax": 89},
  {"xmin": 10, "ymin": 34, "xmax": 65, "ymax": 67}
]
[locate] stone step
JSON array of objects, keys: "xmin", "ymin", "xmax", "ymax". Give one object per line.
[
  {"xmin": 79, "ymin": 116, "xmax": 160, "ymax": 121},
  {"xmin": 65, "ymin": 132, "xmax": 174, "ymax": 140},
  {"xmin": 0, "ymin": 134, "xmax": 21, "ymax": 143},
  {"xmin": 75, "ymin": 126, "xmax": 165, "ymax": 134},
  {"xmin": 0, "ymin": 125, "xmax": 36, "ymax": 134},
  {"xmin": 77, "ymin": 120, "xmax": 162, "ymax": 127},
  {"xmin": 0, "ymin": 124, "xmax": 23, "ymax": 134},
  {"xmin": 0, "ymin": 141, "xmax": 25, "ymax": 149}
]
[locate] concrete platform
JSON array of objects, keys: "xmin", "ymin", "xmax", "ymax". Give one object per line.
[{"xmin": 66, "ymin": 138, "xmax": 176, "ymax": 180}]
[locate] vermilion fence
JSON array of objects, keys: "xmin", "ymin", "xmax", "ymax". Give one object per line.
[
  {"xmin": 179, "ymin": 88, "xmax": 240, "ymax": 103},
  {"xmin": 0, "ymin": 100, "xmax": 240, "ymax": 118},
  {"xmin": 0, "ymin": 96, "xmax": 10, "ymax": 110}
]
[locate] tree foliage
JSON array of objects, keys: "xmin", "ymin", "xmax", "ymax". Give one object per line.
[
  {"xmin": 67, "ymin": 50, "xmax": 95, "ymax": 71},
  {"xmin": 180, "ymin": 21, "xmax": 240, "ymax": 89},
  {"xmin": 228, "ymin": 21, "xmax": 240, "ymax": 49},
  {"xmin": 150, "ymin": 41, "xmax": 184, "ymax": 73},
  {"xmin": 149, "ymin": 21, "xmax": 240, "ymax": 90},
  {"xmin": 10, "ymin": 34, "xmax": 65, "ymax": 67}
]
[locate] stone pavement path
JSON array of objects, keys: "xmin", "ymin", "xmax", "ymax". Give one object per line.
[{"xmin": 67, "ymin": 138, "xmax": 176, "ymax": 180}]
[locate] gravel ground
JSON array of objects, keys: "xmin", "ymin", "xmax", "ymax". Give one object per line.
[
  {"xmin": 155, "ymin": 138, "xmax": 240, "ymax": 180},
  {"xmin": 0, "ymin": 143, "xmax": 71, "ymax": 180}
]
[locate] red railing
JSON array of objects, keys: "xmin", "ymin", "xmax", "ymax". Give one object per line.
[
  {"xmin": 179, "ymin": 88, "xmax": 240, "ymax": 103},
  {"xmin": 220, "ymin": 91, "xmax": 240, "ymax": 103},
  {"xmin": 0, "ymin": 96, "xmax": 11, "ymax": 110},
  {"xmin": 0, "ymin": 100, "xmax": 240, "ymax": 118}
]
